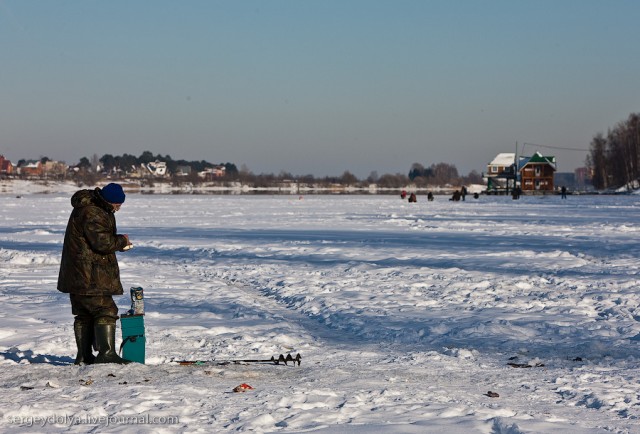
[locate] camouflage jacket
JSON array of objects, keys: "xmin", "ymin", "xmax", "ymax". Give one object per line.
[{"xmin": 57, "ymin": 188, "xmax": 129, "ymax": 296}]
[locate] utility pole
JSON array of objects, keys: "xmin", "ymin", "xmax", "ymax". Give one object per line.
[{"xmin": 514, "ymin": 141, "xmax": 519, "ymax": 193}]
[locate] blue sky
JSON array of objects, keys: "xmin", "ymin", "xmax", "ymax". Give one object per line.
[{"xmin": 1, "ymin": 0, "xmax": 638, "ymax": 177}]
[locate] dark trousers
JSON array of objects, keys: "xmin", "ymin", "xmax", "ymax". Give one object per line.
[{"xmin": 70, "ymin": 294, "xmax": 118, "ymax": 325}]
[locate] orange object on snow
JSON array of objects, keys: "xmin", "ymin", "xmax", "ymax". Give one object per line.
[{"xmin": 233, "ymin": 383, "xmax": 254, "ymax": 392}]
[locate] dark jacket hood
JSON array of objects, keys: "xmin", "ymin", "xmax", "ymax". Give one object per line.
[{"xmin": 71, "ymin": 188, "xmax": 113, "ymax": 213}]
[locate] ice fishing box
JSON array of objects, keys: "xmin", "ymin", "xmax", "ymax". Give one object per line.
[{"xmin": 119, "ymin": 314, "xmax": 145, "ymax": 364}]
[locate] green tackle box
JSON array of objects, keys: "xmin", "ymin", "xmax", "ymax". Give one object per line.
[{"xmin": 120, "ymin": 314, "xmax": 145, "ymax": 364}]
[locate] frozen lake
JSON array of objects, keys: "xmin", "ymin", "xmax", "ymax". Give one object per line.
[{"xmin": 1, "ymin": 191, "xmax": 640, "ymax": 433}]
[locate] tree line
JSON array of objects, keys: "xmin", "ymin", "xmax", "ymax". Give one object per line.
[
  {"xmin": 10, "ymin": 150, "xmax": 481, "ymax": 189},
  {"xmin": 587, "ymin": 113, "xmax": 640, "ymax": 190},
  {"xmin": 408, "ymin": 162, "xmax": 483, "ymax": 187},
  {"xmin": 235, "ymin": 164, "xmax": 481, "ymax": 189},
  {"xmin": 91, "ymin": 151, "xmax": 239, "ymax": 177}
]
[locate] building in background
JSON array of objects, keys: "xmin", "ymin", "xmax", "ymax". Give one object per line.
[
  {"xmin": 518, "ymin": 152, "xmax": 556, "ymax": 192},
  {"xmin": 485, "ymin": 153, "xmax": 517, "ymax": 194},
  {"xmin": 0, "ymin": 155, "xmax": 13, "ymax": 175}
]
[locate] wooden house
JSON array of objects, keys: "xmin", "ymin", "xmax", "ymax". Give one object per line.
[
  {"xmin": 198, "ymin": 166, "xmax": 226, "ymax": 181},
  {"xmin": 518, "ymin": 152, "xmax": 556, "ymax": 192},
  {"xmin": 43, "ymin": 160, "xmax": 68, "ymax": 178},
  {"xmin": 0, "ymin": 155, "xmax": 13, "ymax": 175},
  {"xmin": 486, "ymin": 153, "xmax": 517, "ymax": 193},
  {"xmin": 19, "ymin": 161, "xmax": 43, "ymax": 177}
]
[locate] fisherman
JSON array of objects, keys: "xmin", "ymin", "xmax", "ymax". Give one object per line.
[{"xmin": 57, "ymin": 183, "xmax": 132, "ymax": 364}]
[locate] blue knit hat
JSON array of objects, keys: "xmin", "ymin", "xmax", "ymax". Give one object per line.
[{"xmin": 101, "ymin": 183, "xmax": 126, "ymax": 204}]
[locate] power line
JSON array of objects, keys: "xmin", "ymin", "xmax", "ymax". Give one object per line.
[{"xmin": 522, "ymin": 142, "xmax": 588, "ymax": 152}]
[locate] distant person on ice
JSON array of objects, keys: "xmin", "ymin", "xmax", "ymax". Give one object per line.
[
  {"xmin": 57, "ymin": 183, "xmax": 132, "ymax": 364},
  {"xmin": 408, "ymin": 192, "xmax": 417, "ymax": 203}
]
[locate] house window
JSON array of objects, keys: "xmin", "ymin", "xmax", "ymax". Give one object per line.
[{"xmin": 535, "ymin": 166, "xmax": 541, "ymax": 176}]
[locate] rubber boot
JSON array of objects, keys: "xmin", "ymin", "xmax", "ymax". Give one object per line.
[
  {"xmin": 94, "ymin": 321, "xmax": 132, "ymax": 364},
  {"xmin": 73, "ymin": 320, "xmax": 95, "ymax": 365}
]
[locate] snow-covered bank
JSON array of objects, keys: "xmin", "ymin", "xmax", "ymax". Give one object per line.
[
  {"xmin": 0, "ymin": 179, "xmax": 483, "ymax": 196},
  {"xmin": 1, "ymin": 192, "xmax": 640, "ymax": 433}
]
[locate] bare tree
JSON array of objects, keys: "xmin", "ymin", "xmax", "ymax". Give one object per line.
[
  {"xmin": 587, "ymin": 133, "xmax": 608, "ymax": 189},
  {"xmin": 340, "ymin": 171, "xmax": 358, "ymax": 186},
  {"xmin": 377, "ymin": 173, "xmax": 409, "ymax": 188},
  {"xmin": 463, "ymin": 170, "xmax": 483, "ymax": 185},
  {"xmin": 587, "ymin": 113, "xmax": 640, "ymax": 189}
]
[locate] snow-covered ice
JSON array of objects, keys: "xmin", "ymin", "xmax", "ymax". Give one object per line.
[{"xmin": 1, "ymin": 188, "xmax": 640, "ymax": 433}]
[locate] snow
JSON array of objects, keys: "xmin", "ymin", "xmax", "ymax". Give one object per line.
[
  {"xmin": 488, "ymin": 153, "xmax": 516, "ymax": 167},
  {"xmin": 1, "ymin": 186, "xmax": 640, "ymax": 433}
]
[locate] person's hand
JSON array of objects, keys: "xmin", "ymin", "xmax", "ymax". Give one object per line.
[{"xmin": 121, "ymin": 234, "xmax": 133, "ymax": 251}]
